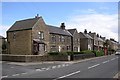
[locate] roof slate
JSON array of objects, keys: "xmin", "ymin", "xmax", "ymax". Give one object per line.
[
  {"xmin": 7, "ymin": 17, "xmax": 72, "ymax": 36},
  {"xmin": 68, "ymin": 29, "xmax": 76, "ymax": 35},
  {"xmin": 80, "ymin": 32, "xmax": 93, "ymax": 39},
  {"xmin": 47, "ymin": 25, "xmax": 72, "ymax": 36},
  {"xmin": 7, "ymin": 17, "xmax": 41, "ymax": 32}
]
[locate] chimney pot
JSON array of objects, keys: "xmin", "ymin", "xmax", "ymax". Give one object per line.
[
  {"xmin": 35, "ymin": 14, "xmax": 39, "ymax": 18},
  {"xmin": 60, "ymin": 23, "xmax": 65, "ymax": 29}
]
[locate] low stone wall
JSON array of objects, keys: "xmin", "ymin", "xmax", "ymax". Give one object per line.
[
  {"xmin": 72, "ymin": 53, "xmax": 95, "ymax": 60},
  {"xmin": 2, "ymin": 53, "xmax": 95, "ymax": 62},
  {"xmin": 2, "ymin": 54, "xmax": 69, "ymax": 62}
]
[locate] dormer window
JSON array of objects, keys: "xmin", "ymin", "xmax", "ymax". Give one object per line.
[{"xmin": 38, "ymin": 31, "xmax": 44, "ymax": 40}]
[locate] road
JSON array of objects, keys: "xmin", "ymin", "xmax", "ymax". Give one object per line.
[{"xmin": 1, "ymin": 54, "xmax": 119, "ymax": 80}]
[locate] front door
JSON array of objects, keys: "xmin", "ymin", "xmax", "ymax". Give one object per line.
[{"xmin": 39, "ymin": 44, "xmax": 44, "ymax": 55}]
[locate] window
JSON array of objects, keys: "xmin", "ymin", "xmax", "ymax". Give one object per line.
[
  {"xmin": 51, "ymin": 35, "xmax": 56, "ymax": 42},
  {"xmin": 50, "ymin": 46, "xmax": 56, "ymax": 52},
  {"xmin": 59, "ymin": 36, "xmax": 61, "ymax": 42},
  {"xmin": 38, "ymin": 31, "xmax": 44, "ymax": 40},
  {"xmin": 77, "ymin": 39, "xmax": 80, "ymax": 43},
  {"xmin": 67, "ymin": 46, "xmax": 70, "ymax": 50},
  {"xmin": 61, "ymin": 36, "xmax": 65, "ymax": 42}
]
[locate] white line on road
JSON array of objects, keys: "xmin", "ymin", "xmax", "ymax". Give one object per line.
[
  {"xmin": 1, "ymin": 76, "xmax": 8, "ymax": 78},
  {"xmin": 62, "ymin": 64, "xmax": 65, "ymax": 67},
  {"xmin": 52, "ymin": 66, "xmax": 56, "ymax": 69},
  {"xmin": 41, "ymin": 68, "xmax": 47, "ymax": 70},
  {"xmin": 111, "ymin": 58, "xmax": 115, "ymax": 61},
  {"xmin": 46, "ymin": 68, "xmax": 50, "ymax": 70},
  {"xmin": 57, "ymin": 65, "xmax": 61, "ymax": 68},
  {"xmin": 36, "ymin": 69, "xmax": 42, "ymax": 71},
  {"xmin": 21, "ymin": 72, "xmax": 27, "ymax": 75},
  {"xmin": 102, "ymin": 60, "xmax": 109, "ymax": 64},
  {"xmin": 65, "ymin": 64, "xmax": 69, "ymax": 66},
  {"xmin": 12, "ymin": 74, "xmax": 20, "ymax": 76},
  {"xmin": 88, "ymin": 64, "xmax": 100, "ymax": 69},
  {"xmin": 53, "ymin": 70, "xmax": 81, "ymax": 80},
  {"xmin": 10, "ymin": 67, "xmax": 14, "ymax": 68}
]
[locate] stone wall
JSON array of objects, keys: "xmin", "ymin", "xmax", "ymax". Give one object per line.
[
  {"xmin": 2, "ymin": 53, "xmax": 95, "ymax": 62},
  {"xmin": 2, "ymin": 54, "xmax": 69, "ymax": 62},
  {"xmin": 7, "ymin": 30, "xmax": 32, "ymax": 55},
  {"xmin": 72, "ymin": 53, "xmax": 95, "ymax": 60}
]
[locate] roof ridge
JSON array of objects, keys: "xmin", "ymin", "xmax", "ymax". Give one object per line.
[{"xmin": 16, "ymin": 17, "xmax": 41, "ymax": 22}]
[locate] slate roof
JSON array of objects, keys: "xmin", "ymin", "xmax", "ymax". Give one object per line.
[
  {"xmin": 7, "ymin": 17, "xmax": 41, "ymax": 32},
  {"xmin": 67, "ymin": 29, "xmax": 76, "ymax": 35},
  {"xmin": 80, "ymin": 32, "xmax": 93, "ymax": 39},
  {"xmin": 47, "ymin": 25, "xmax": 72, "ymax": 36},
  {"xmin": 98, "ymin": 37, "xmax": 104, "ymax": 42},
  {"xmin": 7, "ymin": 17, "xmax": 72, "ymax": 36}
]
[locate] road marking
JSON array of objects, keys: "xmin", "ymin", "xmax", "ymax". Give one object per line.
[
  {"xmin": 111, "ymin": 58, "xmax": 115, "ymax": 61},
  {"xmin": 46, "ymin": 68, "xmax": 50, "ymax": 70},
  {"xmin": 36, "ymin": 69, "xmax": 42, "ymax": 71},
  {"xmin": 62, "ymin": 64, "xmax": 65, "ymax": 67},
  {"xmin": 41, "ymin": 68, "xmax": 46, "ymax": 70},
  {"xmin": 53, "ymin": 70, "xmax": 81, "ymax": 80},
  {"xmin": 65, "ymin": 64, "xmax": 69, "ymax": 66},
  {"xmin": 57, "ymin": 65, "xmax": 61, "ymax": 68},
  {"xmin": 52, "ymin": 66, "xmax": 56, "ymax": 69},
  {"xmin": 102, "ymin": 60, "xmax": 109, "ymax": 64},
  {"xmin": 88, "ymin": 64, "xmax": 100, "ymax": 69},
  {"xmin": 1, "ymin": 76, "xmax": 8, "ymax": 78},
  {"xmin": 10, "ymin": 67, "xmax": 14, "ymax": 68},
  {"xmin": 21, "ymin": 72, "xmax": 27, "ymax": 75},
  {"xmin": 12, "ymin": 74, "xmax": 20, "ymax": 76}
]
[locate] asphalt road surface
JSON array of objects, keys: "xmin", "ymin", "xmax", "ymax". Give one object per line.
[{"xmin": 1, "ymin": 54, "xmax": 119, "ymax": 80}]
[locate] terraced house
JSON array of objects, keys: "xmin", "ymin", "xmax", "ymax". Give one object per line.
[
  {"xmin": 79, "ymin": 29, "xmax": 93, "ymax": 51},
  {"xmin": 7, "ymin": 16, "xmax": 74, "ymax": 55},
  {"xmin": 47, "ymin": 23, "xmax": 72, "ymax": 52},
  {"xmin": 68, "ymin": 29, "xmax": 80, "ymax": 52}
]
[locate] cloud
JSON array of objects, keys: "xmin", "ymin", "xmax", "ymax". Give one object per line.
[
  {"xmin": 75, "ymin": 9, "xmax": 97, "ymax": 14},
  {"xmin": 65, "ymin": 13, "xmax": 118, "ymax": 41},
  {"xmin": 0, "ymin": 25, "xmax": 10, "ymax": 37}
]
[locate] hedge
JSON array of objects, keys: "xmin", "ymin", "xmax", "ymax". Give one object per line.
[
  {"xmin": 48, "ymin": 50, "xmax": 94, "ymax": 56},
  {"xmin": 92, "ymin": 50, "xmax": 104, "ymax": 57}
]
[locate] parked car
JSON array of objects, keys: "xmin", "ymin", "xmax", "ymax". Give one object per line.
[{"xmin": 115, "ymin": 51, "xmax": 120, "ymax": 55}]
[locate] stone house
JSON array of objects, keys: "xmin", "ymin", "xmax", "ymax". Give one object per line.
[
  {"xmin": 7, "ymin": 16, "xmax": 50, "ymax": 55},
  {"xmin": 7, "ymin": 16, "xmax": 72, "ymax": 55},
  {"xmin": 108, "ymin": 38, "xmax": 118, "ymax": 51},
  {"xmin": 79, "ymin": 30, "xmax": 93, "ymax": 51},
  {"xmin": 0, "ymin": 35, "xmax": 6, "ymax": 54},
  {"xmin": 88, "ymin": 32, "xmax": 99, "ymax": 51},
  {"xmin": 97, "ymin": 35, "xmax": 104, "ymax": 50},
  {"xmin": 47, "ymin": 23, "xmax": 72, "ymax": 52},
  {"xmin": 68, "ymin": 29, "xmax": 80, "ymax": 52}
]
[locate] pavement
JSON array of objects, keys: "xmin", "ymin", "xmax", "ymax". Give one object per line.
[{"xmin": 1, "ymin": 54, "xmax": 119, "ymax": 79}]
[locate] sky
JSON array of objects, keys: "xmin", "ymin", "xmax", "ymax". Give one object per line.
[{"xmin": 1, "ymin": 2, "xmax": 119, "ymax": 41}]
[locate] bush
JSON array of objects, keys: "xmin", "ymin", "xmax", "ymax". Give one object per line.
[
  {"xmin": 92, "ymin": 50, "xmax": 104, "ymax": 57},
  {"xmin": 48, "ymin": 52, "xmax": 59, "ymax": 55},
  {"xmin": 66, "ymin": 52, "xmax": 74, "ymax": 55},
  {"xmin": 81, "ymin": 50, "xmax": 93, "ymax": 54}
]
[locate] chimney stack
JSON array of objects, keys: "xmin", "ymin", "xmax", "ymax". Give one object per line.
[
  {"xmin": 35, "ymin": 14, "xmax": 39, "ymax": 18},
  {"xmin": 84, "ymin": 29, "xmax": 87, "ymax": 34},
  {"xmin": 60, "ymin": 23, "xmax": 65, "ymax": 29}
]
